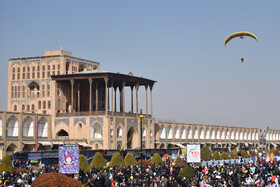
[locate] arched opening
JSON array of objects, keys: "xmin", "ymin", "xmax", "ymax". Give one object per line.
[
  {"xmin": 193, "ymin": 127, "xmax": 198, "ymax": 140},
  {"xmin": 22, "ymin": 144, "xmax": 33, "ymax": 151},
  {"xmin": 117, "ymin": 144, "xmax": 121, "ymax": 150},
  {"xmin": 231, "ymin": 130, "xmax": 234, "ymax": 140},
  {"xmin": 205, "ymin": 128, "xmax": 210, "ymax": 139},
  {"xmin": 0, "ymin": 118, "xmax": 2, "ymax": 137},
  {"xmin": 79, "ymin": 64, "xmax": 85, "ymax": 72},
  {"xmin": 66, "ymin": 62, "xmax": 70, "ymax": 74},
  {"xmin": 6, "ymin": 116, "xmax": 19, "ymax": 137},
  {"xmin": 117, "ymin": 125, "xmax": 122, "ymax": 138},
  {"xmin": 22, "ymin": 117, "xmax": 34, "ymax": 138},
  {"xmin": 38, "ymin": 118, "xmax": 48, "ymax": 138},
  {"xmin": 142, "ymin": 127, "xmax": 146, "ymax": 138},
  {"xmin": 28, "ymin": 81, "xmax": 40, "ymax": 98},
  {"xmin": 187, "ymin": 127, "xmax": 192, "ymax": 139},
  {"xmin": 181, "ymin": 127, "xmax": 186, "ymax": 139},
  {"xmin": 210, "ymin": 128, "xmax": 215, "ymax": 140},
  {"xmin": 90, "ymin": 123, "xmax": 102, "ymax": 138},
  {"xmin": 159, "ymin": 125, "xmax": 165, "ymax": 139},
  {"xmin": 127, "ymin": 127, "xmax": 136, "ymax": 149},
  {"xmin": 221, "ymin": 129, "xmax": 225, "ymax": 140},
  {"xmin": 216, "ymin": 129, "xmax": 220, "ymax": 140},
  {"xmin": 6, "ymin": 144, "xmax": 17, "ymax": 156},
  {"xmin": 56, "ymin": 129, "xmax": 69, "ymax": 138},
  {"xmin": 167, "ymin": 126, "xmax": 172, "ymax": 139},
  {"xmin": 174, "ymin": 126, "xmax": 179, "ymax": 139},
  {"xmin": 160, "ymin": 143, "xmax": 165, "ymax": 149},
  {"xmin": 199, "ymin": 128, "xmax": 204, "ymax": 140}
]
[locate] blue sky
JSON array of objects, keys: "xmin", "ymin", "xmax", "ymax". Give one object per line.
[{"xmin": 0, "ymin": 1, "xmax": 280, "ymax": 129}]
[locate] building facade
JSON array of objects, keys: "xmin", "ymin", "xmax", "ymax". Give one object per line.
[{"xmin": 1, "ymin": 50, "xmax": 279, "ymax": 158}]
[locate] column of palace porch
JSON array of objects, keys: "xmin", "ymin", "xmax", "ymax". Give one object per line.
[
  {"xmin": 105, "ymin": 78, "xmax": 108, "ymax": 115},
  {"xmin": 135, "ymin": 83, "xmax": 139, "ymax": 115},
  {"xmin": 150, "ymin": 84, "xmax": 153, "ymax": 118},
  {"xmin": 111, "ymin": 81, "xmax": 114, "ymax": 115},
  {"xmin": 145, "ymin": 85, "xmax": 148, "ymax": 117},
  {"xmin": 88, "ymin": 78, "xmax": 93, "ymax": 112},
  {"xmin": 70, "ymin": 79, "xmax": 74, "ymax": 113},
  {"xmin": 77, "ymin": 82, "xmax": 80, "ymax": 112},
  {"xmin": 122, "ymin": 81, "xmax": 125, "ymax": 115},
  {"xmin": 131, "ymin": 86, "xmax": 133, "ymax": 113},
  {"xmin": 95, "ymin": 81, "xmax": 98, "ymax": 114}
]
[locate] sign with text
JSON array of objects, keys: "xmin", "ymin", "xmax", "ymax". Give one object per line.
[
  {"xmin": 59, "ymin": 146, "xmax": 79, "ymax": 174},
  {"xmin": 187, "ymin": 144, "xmax": 201, "ymax": 163}
]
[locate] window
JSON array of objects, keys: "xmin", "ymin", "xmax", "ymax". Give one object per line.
[
  {"xmin": 18, "ymin": 86, "xmax": 20, "ymax": 98},
  {"xmin": 43, "ymin": 110, "xmax": 46, "ymax": 114},
  {"xmin": 12, "ymin": 67, "xmax": 15, "ymax": 80},
  {"xmin": 79, "ymin": 123, "xmax": 82, "ymax": 129},
  {"xmin": 42, "ymin": 84, "xmax": 45, "ymax": 97},
  {"xmin": 11, "ymin": 86, "xmax": 14, "ymax": 98},
  {"xmin": 22, "ymin": 85, "xmax": 25, "ymax": 98},
  {"xmin": 22, "ymin": 67, "xmax": 25, "ymax": 79},
  {"xmin": 52, "ymin": 65, "xmax": 55, "ymax": 75},
  {"xmin": 48, "ymin": 101, "xmax": 51, "ymax": 109},
  {"xmin": 17, "ymin": 67, "xmax": 20, "ymax": 79},
  {"xmin": 22, "ymin": 104, "xmax": 25, "ymax": 111},
  {"xmin": 38, "ymin": 101, "xmax": 41, "ymax": 109},
  {"xmin": 42, "ymin": 66, "xmax": 45, "ymax": 78},
  {"xmin": 27, "ymin": 105, "xmax": 30, "ymax": 111},
  {"xmin": 27, "ymin": 67, "xmax": 30, "ymax": 79},
  {"xmin": 57, "ymin": 64, "xmax": 60, "ymax": 75},
  {"xmin": 14, "ymin": 105, "xmax": 17, "ymax": 111},
  {"xmin": 47, "ymin": 84, "xmax": 50, "ymax": 97},
  {"xmin": 47, "ymin": 65, "xmax": 50, "ymax": 77},
  {"xmin": 43, "ymin": 101, "xmax": 46, "ymax": 109},
  {"xmin": 32, "ymin": 104, "xmax": 35, "ymax": 111},
  {"xmin": 37, "ymin": 66, "xmax": 40, "ymax": 78},
  {"xmin": 15, "ymin": 86, "xmax": 17, "ymax": 98}
]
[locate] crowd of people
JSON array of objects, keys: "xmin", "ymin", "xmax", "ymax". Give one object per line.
[{"xmin": 1, "ymin": 156, "xmax": 280, "ymax": 186}]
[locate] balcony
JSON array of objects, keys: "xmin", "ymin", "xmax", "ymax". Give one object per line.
[{"xmin": 56, "ymin": 111, "xmax": 151, "ymax": 118}]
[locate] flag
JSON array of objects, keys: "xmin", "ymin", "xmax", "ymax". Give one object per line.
[
  {"xmin": 170, "ymin": 167, "xmax": 173, "ymax": 174},
  {"xmin": 236, "ymin": 147, "xmax": 240, "ymax": 153},
  {"xmin": 228, "ymin": 147, "xmax": 231, "ymax": 153},
  {"xmin": 203, "ymin": 167, "xmax": 208, "ymax": 175},
  {"xmin": 108, "ymin": 171, "xmax": 113, "ymax": 184},
  {"xmin": 254, "ymin": 179, "xmax": 260, "ymax": 185}
]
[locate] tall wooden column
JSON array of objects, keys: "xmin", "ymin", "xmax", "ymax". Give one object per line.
[
  {"xmin": 130, "ymin": 86, "xmax": 134, "ymax": 113},
  {"xmin": 95, "ymin": 81, "xmax": 98, "ymax": 114},
  {"xmin": 122, "ymin": 81, "xmax": 125, "ymax": 115},
  {"xmin": 145, "ymin": 85, "xmax": 148, "ymax": 117},
  {"xmin": 135, "ymin": 83, "xmax": 139, "ymax": 115},
  {"xmin": 77, "ymin": 82, "xmax": 80, "ymax": 112},
  {"xmin": 150, "ymin": 84, "xmax": 153, "ymax": 118},
  {"xmin": 111, "ymin": 81, "xmax": 114, "ymax": 115},
  {"xmin": 105, "ymin": 78, "xmax": 108, "ymax": 115},
  {"xmin": 88, "ymin": 78, "xmax": 92, "ymax": 112},
  {"xmin": 114, "ymin": 87, "xmax": 117, "ymax": 112},
  {"xmin": 70, "ymin": 79, "xmax": 74, "ymax": 113}
]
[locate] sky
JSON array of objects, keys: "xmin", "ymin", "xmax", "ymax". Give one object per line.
[{"xmin": 0, "ymin": 1, "xmax": 280, "ymax": 129}]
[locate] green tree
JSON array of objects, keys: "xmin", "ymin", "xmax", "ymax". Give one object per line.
[
  {"xmin": 178, "ymin": 166, "xmax": 195, "ymax": 179},
  {"xmin": 221, "ymin": 152, "xmax": 229, "ymax": 160},
  {"xmin": 124, "ymin": 153, "xmax": 137, "ymax": 166},
  {"xmin": 201, "ymin": 146, "xmax": 212, "ymax": 161},
  {"xmin": 109, "ymin": 153, "xmax": 124, "ymax": 167},
  {"xmin": 151, "ymin": 153, "xmax": 163, "ymax": 165},
  {"xmin": 212, "ymin": 151, "xmax": 221, "ymax": 160},
  {"xmin": 230, "ymin": 150, "xmax": 238, "ymax": 159},
  {"xmin": 90, "ymin": 152, "xmax": 106, "ymax": 169},
  {"xmin": 0, "ymin": 155, "xmax": 14, "ymax": 173},
  {"xmin": 241, "ymin": 150, "xmax": 249, "ymax": 158},
  {"xmin": 79, "ymin": 154, "xmax": 90, "ymax": 173},
  {"xmin": 175, "ymin": 157, "xmax": 182, "ymax": 163}
]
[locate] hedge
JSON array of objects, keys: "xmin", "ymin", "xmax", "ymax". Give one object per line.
[
  {"xmin": 212, "ymin": 151, "xmax": 221, "ymax": 160},
  {"xmin": 109, "ymin": 153, "xmax": 124, "ymax": 167},
  {"xmin": 221, "ymin": 152, "xmax": 229, "ymax": 160},
  {"xmin": 90, "ymin": 152, "xmax": 106, "ymax": 169},
  {"xmin": 151, "ymin": 153, "xmax": 163, "ymax": 165},
  {"xmin": 0, "ymin": 155, "xmax": 14, "ymax": 173},
  {"xmin": 124, "ymin": 153, "xmax": 138, "ymax": 166},
  {"xmin": 201, "ymin": 146, "xmax": 212, "ymax": 161},
  {"xmin": 79, "ymin": 154, "xmax": 90, "ymax": 173},
  {"xmin": 178, "ymin": 166, "xmax": 195, "ymax": 179}
]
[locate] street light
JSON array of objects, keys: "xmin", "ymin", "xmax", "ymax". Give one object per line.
[{"xmin": 139, "ymin": 109, "xmax": 144, "ymax": 184}]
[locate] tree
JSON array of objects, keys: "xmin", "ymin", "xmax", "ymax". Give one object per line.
[
  {"xmin": 175, "ymin": 157, "xmax": 182, "ymax": 163},
  {"xmin": 221, "ymin": 152, "xmax": 229, "ymax": 160},
  {"xmin": 90, "ymin": 152, "xmax": 106, "ymax": 169},
  {"xmin": 178, "ymin": 166, "xmax": 195, "ymax": 179},
  {"xmin": 212, "ymin": 151, "xmax": 221, "ymax": 160},
  {"xmin": 0, "ymin": 155, "xmax": 14, "ymax": 173},
  {"xmin": 109, "ymin": 153, "xmax": 124, "ymax": 167},
  {"xmin": 79, "ymin": 154, "xmax": 90, "ymax": 173},
  {"xmin": 151, "ymin": 153, "xmax": 163, "ymax": 165},
  {"xmin": 124, "ymin": 153, "xmax": 137, "ymax": 166},
  {"xmin": 241, "ymin": 150, "xmax": 249, "ymax": 158},
  {"xmin": 201, "ymin": 146, "xmax": 212, "ymax": 161},
  {"xmin": 230, "ymin": 150, "xmax": 238, "ymax": 159}
]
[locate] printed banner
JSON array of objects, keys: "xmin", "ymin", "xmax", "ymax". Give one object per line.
[
  {"xmin": 187, "ymin": 144, "xmax": 201, "ymax": 163},
  {"xmin": 59, "ymin": 146, "xmax": 79, "ymax": 174}
]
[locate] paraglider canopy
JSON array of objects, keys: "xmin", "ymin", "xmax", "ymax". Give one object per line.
[{"xmin": 224, "ymin": 31, "xmax": 258, "ymax": 46}]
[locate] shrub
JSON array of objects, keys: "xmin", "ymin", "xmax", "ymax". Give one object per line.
[
  {"xmin": 137, "ymin": 160, "xmax": 152, "ymax": 166},
  {"xmin": 151, "ymin": 153, "xmax": 163, "ymax": 165},
  {"xmin": 79, "ymin": 154, "xmax": 90, "ymax": 173},
  {"xmin": 178, "ymin": 166, "xmax": 195, "ymax": 179},
  {"xmin": 90, "ymin": 152, "xmax": 106, "ymax": 169},
  {"xmin": 241, "ymin": 150, "xmax": 249, "ymax": 158},
  {"xmin": 109, "ymin": 153, "xmax": 124, "ymax": 167},
  {"xmin": 221, "ymin": 152, "xmax": 229, "ymax": 160},
  {"xmin": 124, "ymin": 153, "xmax": 137, "ymax": 166},
  {"xmin": 251, "ymin": 149, "xmax": 257, "ymax": 156},
  {"xmin": 230, "ymin": 150, "xmax": 238, "ymax": 159},
  {"xmin": 175, "ymin": 157, "xmax": 182, "ymax": 163},
  {"xmin": 201, "ymin": 146, "xmax": 212, "ymax": 161},
  {"xmin": 32, "ymin": 172, "xmax": 82, "ymax": 187},
  {"xmin": 0, "ymin": 155, "xmax": 14, "ymax": 173},
  {"xmin": 212, "ymin": 151, "xmax": 221, "ymax": 160}
]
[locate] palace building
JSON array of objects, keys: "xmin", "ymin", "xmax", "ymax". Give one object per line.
[{"xmin": 0, "ymin": 50, "xmax": 279, "ymax": 158}]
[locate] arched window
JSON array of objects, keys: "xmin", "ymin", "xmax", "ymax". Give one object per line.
[
  {"xmin": 14, "ymin": 105, "xmax": 17, "ymax": 112},
  {"xmin": 181, "ymin": 127, "xmax": 186, "ymax": 139},
  {"xmin": 6, "ymin": 116, "xmax": 19, "ymax": 137},
  {"xmin": 12, "ymin": 67, "xmax": 15, "ymax": 80},
  {"xmin": 216, "ymin": 129, "xmax": 220, "ymax": 140},
  {"xmin": 22, "ymin": 85, "xmax": 25, "ymax": 98},
  {"xmin": 117, "ymin": 126, "xmax": 122, "ymax": 138},
  {"xmin": 38, "ymin": 118, "xmax": 48, "ymax": 137},
  {"xmin": 210, "ymin": 128, "xmax": 215, "ymax": 140},
  {"xmin": 159, "ymin": 126, "xmax": 165, "ymax": 139},
  {"xmin": 22, "ymin": 117, "xmax": 34, "ymax": 137},
  {"xmin": 199, "ymin": 128, "xmax": 204, "ymax": 140},
  {"xmin": 90, "ymin": 123, "xmax": 102, "ymax": 138},
  {"xmin": 17, "ymin": 67, "xmax": 20, "ymax": 79},
  {"xmin": 52, "ymin": 64, "xmax": 55, "ymax": 75},
  {"xmin": 22, "ymin": 66, "xmax": 26, "ymax": 79},
  {"xmin": 22, "ymin": 104, "xmax": 25, "ymax": 111},
  {"xmin": 42, "ymin": 65, "xmax": 45, "ymax": 78},
  {"xmin": 187, "ymin": 127, "xmax": 192, "ymax": 139},
  {"xmin": 42, "ymin": 84, "xmax": 45, "ymax": 97},
  {"xmin": 167, "ymin": 126, "xmax": 172, "ymax": 139},
  {"xmin": 193, "ymin": 127, "xmax": 198, "ymax": 139},
  {"xmin": 142, "ymin": 127, "xmax": 146, "ymax": 137},
  {"xmin": 221, "ymin": 129, "xmax": 225, "ymax": 139},
  {"xmin": 205, "ymin": 128, "xmax": 210, "ymax": 139},
  {"xmin": 37, "ymin": 66, "xmax": 40, "ymax": 78},
  {"xmin": 0, "ymin": 118, "xmax": 2, "ymax": 137},
  {"xmin": 11, "ymin": 86, "xmax": 14, "ymax": 98},
  {"xmin": 47, "ymin": 84, "xmax": 50, "ymax": 97},
  {"xmin": 174, "ymin": 126, "xmax": 179, "ymax": 139}
]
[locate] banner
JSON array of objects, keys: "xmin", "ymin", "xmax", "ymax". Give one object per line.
[
  {"xmin": 59, "ymin": 146, "xmax": 79, "ymax": 174},
  {"xmin": 187, "ymin": 144, "xmax": 200, "ymax": 163}
]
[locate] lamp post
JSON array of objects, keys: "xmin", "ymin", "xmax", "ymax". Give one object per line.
[{"xmin": 139, "ymin": 109, "xmax": 144, "ymax": 184}]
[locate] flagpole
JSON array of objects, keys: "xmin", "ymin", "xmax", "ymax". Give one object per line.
[{"xmin": 35, "ymin": 113, "xmax": 38, "ymax": 151}]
